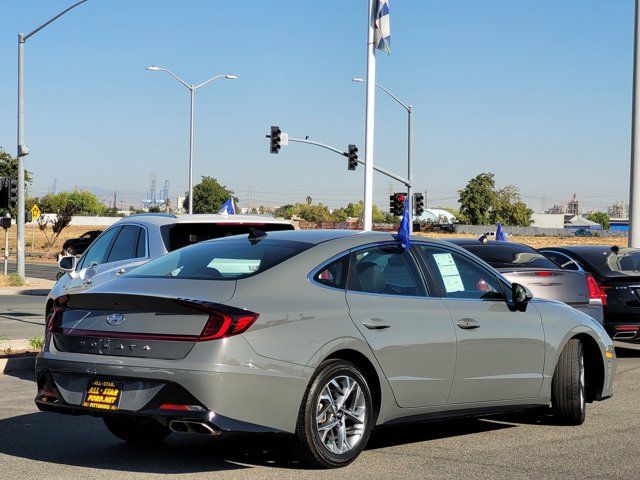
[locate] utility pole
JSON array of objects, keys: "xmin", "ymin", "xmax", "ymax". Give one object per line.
[
  {"xmin": 363, "ymin": 0, "xmax": 377, "ymax": 231},
  {"xmin": 630, "ymin": 0, "xmax": 640, "ymax": 247}
]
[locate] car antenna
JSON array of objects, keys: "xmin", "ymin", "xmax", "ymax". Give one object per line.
[{"xmin": 248, "ymin": 228, "xmax": 267, "ymax": 245}]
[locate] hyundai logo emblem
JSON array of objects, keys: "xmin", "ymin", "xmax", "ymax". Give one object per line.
[{"xmin": 105, "ymin": 313, "xmax": 126, "ymax": 326}]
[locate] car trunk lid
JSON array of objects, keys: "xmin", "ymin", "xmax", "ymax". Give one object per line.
[
  {"xmin": 499, "ymin": 268, "xmax": 589, "ymax": 305},
  {"xmin": 48, "ymin": 279, "xmax": 245, "ymax": 360}
]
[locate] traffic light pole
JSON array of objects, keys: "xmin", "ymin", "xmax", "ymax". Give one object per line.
[{"xmin": 287, "ymin": 136, "xmax": 411, "ymax": 190}]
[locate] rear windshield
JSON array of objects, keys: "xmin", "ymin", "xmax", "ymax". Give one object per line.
[
  {"xmin": 577, "ymin": 248, "xmax": 640, "ymax": 278},
  {"xmin": 162, "ymin": 222, "xmax": 294, "ymax": 251},
  {"xmin": 128, "ymin": 238, "xmax": 312, "ymax": 280},
  {"xmin": 462, "ymin": 244, "xmax": 558, "ymax": 269}
]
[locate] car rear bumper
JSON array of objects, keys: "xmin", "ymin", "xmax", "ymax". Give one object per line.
[
  {"xmin": 574, "ymin": 303, "xmax": 604, "ymax": 324},
  {"xmin": 35, "ymin": 337, "xmax": 312, "ymax": 434}
]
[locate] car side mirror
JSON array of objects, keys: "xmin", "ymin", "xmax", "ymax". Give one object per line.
[
  {"xmin": 510, "ymin": 283, "xmax": 533, "ymax": 312},
  {"xmin": 58, "ymin": 255, "xmax": 77, "ymax": 272}
]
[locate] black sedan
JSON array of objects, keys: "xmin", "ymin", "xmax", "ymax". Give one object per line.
[
  {"xmin": 539, "ymin": 246, "xmax": 640, "ymax": 345},
  {"xmin": 61, "ymin": 230, "xmax": 102, "ymax": 256}
]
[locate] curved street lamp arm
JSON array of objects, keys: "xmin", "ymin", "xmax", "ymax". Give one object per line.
[
  {"xmin": 194, "ymin": 74, "xmax": 227, "ymax": 90},
  {"xmin": 157, "ymin": 68, "xmax": 191, "ymax": 89},
  {"xmin": 375, "ymin": 83, "xmax": 410, "ymax": 111},
  {"xmin": 24, "ymin": 0, "xmax": 89, "ymax": 41}
]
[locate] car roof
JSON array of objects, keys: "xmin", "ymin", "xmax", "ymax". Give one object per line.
[
  {"xmin": 540, "ymin": 245, "xmax": 624, "ymax": 254},
  {"xmin": 446, "ymin": 238, "xmax": 535, "ymax": 251},
  {"xmin": 204, "ymin": 229, "xmax": 363, "ymax": 245},
  {"xmin": 113, "ymin": 213, "xmax": 293, "ymax": 228}
]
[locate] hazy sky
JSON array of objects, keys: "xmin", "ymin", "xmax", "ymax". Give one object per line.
[{"xmin": 0, "ymin": 0, "xmax": 634, "ymax": 211}]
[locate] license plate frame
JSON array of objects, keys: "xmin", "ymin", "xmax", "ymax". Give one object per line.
[{"xmin": 82, "ymin": 379, "xmax": 123, "ymax": 411}]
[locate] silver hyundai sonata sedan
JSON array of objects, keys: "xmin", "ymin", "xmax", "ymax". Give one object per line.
[{"xmin": 35, "ymin": 230, "xmax": 616, "ymax": 468}]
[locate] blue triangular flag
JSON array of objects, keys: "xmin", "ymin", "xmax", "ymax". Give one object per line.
[
  {"xmin": 397, "ymin": 196, "xmax": 410, "ymax": 249},
  {"xmin": 217, "ymin": 198, "xmax": 235, "ymax": 215},
  {"xmin": 496, "ymin": 222, "xmax": 508, "ymax": 241}
]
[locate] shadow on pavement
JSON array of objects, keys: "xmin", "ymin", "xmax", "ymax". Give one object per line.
[
  {"xmin": 0, "ymin": 411, "xmax": 302, "ymax": 473},
  {"xmin": 366, "ymin": 417, "xmax": 514, "ymax": 450},
  {"xmin": 0, "ymin": 409, "xmax": 524, "ymax": 472}
]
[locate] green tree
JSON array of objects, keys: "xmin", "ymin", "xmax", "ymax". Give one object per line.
[
  {"xmin": 38, "ymin": 190, "xmax": 106, "ymax": 216},
  {"xmin": 458, "ymin": 173, "xmax": 496, "ymax": 225},
  {"xmin": 490, "ymin": 185, "xmax": 533, "ymax": 227},
  {"xmin": 184, "ymin": 176, "xmax": 236, "ymax": 214},
  {"xmin": 0, "ymin": 149, "xmax": 32, "ymax": 183},
  {"xmin": 587, "ymin": 211, "xmax": 610, "ymax": 230}
]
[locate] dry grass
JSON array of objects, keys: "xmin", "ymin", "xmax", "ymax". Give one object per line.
[
  {"xmin": 0, "ymin": 224, "xmax": 628, "ymax": 264},
  {"xmin": 0, "ymin": 273, "xmax": 28, "ymax": 287},
  {"xmin": 415, "ymin": 232, "xmax": 626, "ymax": 249}
]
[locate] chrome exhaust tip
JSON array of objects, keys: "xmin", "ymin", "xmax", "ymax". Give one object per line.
[
  {"xmin": 169, "ymin": 420, "xmax": 220, "ymax": 435},
  {"xmin": 613, "ymin": 331, "xmax": 637, "ymax": 340}
]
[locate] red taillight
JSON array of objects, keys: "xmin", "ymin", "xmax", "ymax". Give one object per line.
[
  {"xmin": 534, "ymin": 271, "xmax": 554, "ymax": 277},
  {"xmin": 46, "ymin": 296, "xmax": 68, "ymax": 338},
  {"xmin": 199, "ymin": 310, "xmax": 259, "ymax": 341},
  {"xmin": 159, "ymin": 403, "xmax": 205, "ymax": 412},
  {"xmin": 615, "ymin": 325, "xmax": 639, "ymax": 332},
  {"xmin": 586, "ymin": 275, "xmax": 608, "ymax": 306}
]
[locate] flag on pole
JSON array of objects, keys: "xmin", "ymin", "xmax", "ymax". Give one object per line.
[
  {"xmin": 374, "ymin": 0, "xmax": 391, "ymax": 54},
  {"xmin": 397, "ymin": 196, "xmax": 410, "ymax": 249},
  {"xmin": 496, "ymin": 222, "xmax": 508, "ymax": 241},
  {"xmin": 218, "ymin": 198, "xmax": 235, "ymax": 215}
]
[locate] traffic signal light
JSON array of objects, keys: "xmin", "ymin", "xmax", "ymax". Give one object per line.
[
  {"xmin": 9, "ymin": 178, "xmax": 18, "ymax": 209},
  {"xmin": 270, "ymin": 125, "xmax": 281, "ymax": 154},
  {"xmin": 389, "ymin": 193, "xmax": 406, "ymax": 216},
  {"xmin": 347, "ymin": 144, "xmax": 358, "ymax": 170},
  {"xmin": 413, "ymin": 192, "xmax": 425, "ymax": 216}
]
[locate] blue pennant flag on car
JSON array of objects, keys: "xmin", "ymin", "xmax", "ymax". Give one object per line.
[
  {"xmin": 218, "ymin": 198, "xmax": 235, "ymax": 215},
  {"xmin": 496, "ymin": 222, "xmax": 508, "ymax": 241},
  {"xmin": 397, "ymin": 196, "xmax": 410, "ymax": 249},
  {"xmin": 374, "ymin": 0, "xmax": 391, "ymax": 55}
]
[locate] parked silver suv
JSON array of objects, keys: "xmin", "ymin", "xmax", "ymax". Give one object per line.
[{"xmin": 48, "ymin": 213, "xmax": 294, "ymax": 320}]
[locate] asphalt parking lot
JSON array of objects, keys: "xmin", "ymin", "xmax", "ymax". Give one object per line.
[{"xmin": 0, "ymin": 352, "xmax": 639, "ymax": 480}]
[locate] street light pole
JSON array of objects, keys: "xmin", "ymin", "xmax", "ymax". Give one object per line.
[
  {"xmin": 188, "ymin": 87, "xmax": 195, "ymax": 215},
  {"xmin": 630, "ymin": 0, "xmax": 640, "ymax": 247},
  {"xmin": 146, "ymin": 67, "xmax": 237, "ymax": 215},
  {"xmin": 16, "ymin": 0, "xmax": 89, "ymax": 279},
  {"xmin": 353, "ymin": 78, "xmax": 414, "ymax": 232}
]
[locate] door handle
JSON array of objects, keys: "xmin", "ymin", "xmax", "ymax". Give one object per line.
[
  {"xmin": 456, "ymin": 318, "xmax": 480, "ymax": 330},
  {"xmin": 362, "ymin": 319, "xmax": 391, "ymax": 330},
  {"xmin": 115, "ymin": 268, "xmax": 126, "ymax": 276},
  {"xmin": 82, "ymin": 278, "xmax": 92, "ymax": 286}
]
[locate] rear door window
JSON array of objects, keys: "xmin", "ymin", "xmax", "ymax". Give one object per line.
[{"xmin": 347, "ymin": 245, "xmax": 426, "ymax": 297}]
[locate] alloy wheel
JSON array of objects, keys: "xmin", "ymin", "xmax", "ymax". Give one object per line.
[{"xmin": 315, "ymin": 375, "xmax": 367, "ymax": 454}]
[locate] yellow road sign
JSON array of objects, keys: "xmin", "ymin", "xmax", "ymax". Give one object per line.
[{"xmin": 30, "ymin": 204, "xmax": 41, "ymax": 220}]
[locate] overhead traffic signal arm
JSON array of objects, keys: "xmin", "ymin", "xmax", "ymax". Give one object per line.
[{"xmin": 266, "ymin": 127, "xmax": 412, "ymax": 188}]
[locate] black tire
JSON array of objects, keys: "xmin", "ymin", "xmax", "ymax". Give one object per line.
[
  {"xmin": 551, "ymin": 339, "xmax": 586, "ymax": 425},
  {"xmin": 103, "ymin": 415, "xmax": 171, "ymax": 444},
  {"xmin": 295, "ymin": 359, "xmax": 374, "ymax": 468}
]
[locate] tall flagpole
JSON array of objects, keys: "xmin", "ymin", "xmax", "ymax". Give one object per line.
[
  {"xmin": 630, "ymin": 0, "xmax": 640, "ymax": 247},
  {"xmin": 363, "ymin": 0, "xmax": 376, "ymax": 231}
]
